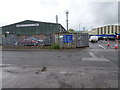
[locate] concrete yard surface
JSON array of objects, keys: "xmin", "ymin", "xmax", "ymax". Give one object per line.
[
  {"xmin": 1, "ymin": 41, "xmax": 119, "ymax": 88},
  {"xmin": 2, "ymin": 65, "xmax": 118, "ymax": 88}
]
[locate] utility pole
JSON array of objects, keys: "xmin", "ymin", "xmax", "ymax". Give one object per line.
[
  {"xmin": 83, "ymin": 27, "xmax": 85, "ymax": 31},
  {"xmin": 91, "ymin": 26, "xmax": 93, "ymax": 31},
  {"xmin": 65, "ymin": 10, "xmax": 69, "ymax": 31},
  {"xmin": 79, "ymin": 23, "xmax": 81, "ymax": 31},
  {"xmin": 56, "ymin": 15, "xmax": 58, "ymax": 23}
]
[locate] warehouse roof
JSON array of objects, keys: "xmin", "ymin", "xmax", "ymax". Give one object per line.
[
  {"xmin": 2, "ymin": 20, "xmax": 63, "ymax": 27},
  {"xmin": 2, "ymin": 20, "xmax": 67, "ymax": 35}
]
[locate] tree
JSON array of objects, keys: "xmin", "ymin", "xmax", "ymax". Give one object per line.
[{"xmin": 68, "ymin": 29, "xmax": 75, "ymax": 31}]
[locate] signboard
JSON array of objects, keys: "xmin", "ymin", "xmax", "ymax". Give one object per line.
[
  {"xmin": 16, "ymin": 23, "xmax": 39, "ymax": 27},
  {"xmin": 63, "ymin": 35, "xmax": 73, "ymax": 43}
]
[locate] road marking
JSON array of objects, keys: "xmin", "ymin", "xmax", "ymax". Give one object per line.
[
  {"xmin": 59, "ymin": 71, "xmax": 66, "ymax": 74},
  {"xmin": 90, "ymin": 49, "xmax": 118, "ymax": 52},
  {"xmin": 89, "ymin": 52, "xmax": 97, "ymax": 58},
  {"xmin": 98, "ymin": 44, "xmax": 106, "ymax": 49},
  {"xmin": 82, "ymin": 52, "xmax": 109, "ymax": 62},
  {"xmin": 110, "ymin": 46, "xmax": 115, "ymax": 49},
  {"xmin": 59, "ymin": 71, "xmax": 72, "ymax": 74},
  {"xmin": 82, "ymin": 58, "xmax": 109, "ymax": 61}
]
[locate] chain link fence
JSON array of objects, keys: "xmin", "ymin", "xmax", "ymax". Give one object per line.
[
  {"xmin": 2, "ymin": 34, "xmax": 54, "ymax": 46},
  {"xmin": 2, "ymin": 33, "xmax": 89, "ymax": 48}
]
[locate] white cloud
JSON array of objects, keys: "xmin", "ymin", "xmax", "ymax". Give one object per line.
[{"xmin": 0, "ymin": 0, "xmax": 118, "ymax": 31}]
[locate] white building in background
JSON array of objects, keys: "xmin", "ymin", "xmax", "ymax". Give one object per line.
[{"xmin": 89, "ymin": 25, "xmax": 120, "ymax": 35}]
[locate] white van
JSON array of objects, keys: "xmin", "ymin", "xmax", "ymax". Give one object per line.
[{"xmin": 89, "ymin": 36, "xmax": 98, "ymax": 43}]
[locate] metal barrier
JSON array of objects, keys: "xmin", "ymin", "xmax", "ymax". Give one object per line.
[
  {"xmin": 2, "ymin": 33, "xmax": 89, "ymax": 48},
  {"xmin": 54, "ymin": 33, "xmax": 89, "ymax": 48},
  {"xmin": 2, "ymin": 34, "xmax": 54, "ymax": 46}
]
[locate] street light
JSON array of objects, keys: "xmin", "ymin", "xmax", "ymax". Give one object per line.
[
  {"xmin": 5, "ymin": 31, "xmax": 15, "ymax": 37},
  {"xmin": 65, "ymin": 10, "xmax": 69, "ymax": 31},
  {"xmin": 6, "ymin": 31, "xmax": 9, "ymax": 34},
  {"xmin": 79, "ymin": 23, "xmax": 81, "ymax": 31},
  {"xmin": 83, "ymin": 27, "xmax": 85, "ymax": 31},
  {"xmin": 91, "ymin": 26, "xmax": 93, "ymax": 31},
  {"xmin": 5, "ymin": 31, "xmax": 10, "ymax": 37}
]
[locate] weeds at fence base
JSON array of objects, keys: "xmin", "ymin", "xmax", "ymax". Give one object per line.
[
  {"xmin": 50, "ymin": 44, "xmax": 60, "ymax": 49},
  {"xmin": 2, "ymin": 45, "xmax": 51, "ymax": 50},
  {"xmin": 2, "ymin": 44, "xmax": 89, "ymax": 50}
]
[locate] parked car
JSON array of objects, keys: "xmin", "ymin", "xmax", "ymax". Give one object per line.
[
  {"xmin": 17, "ymin": 37, "xmax": 44, "ymax": 46},
  {"xmin": 29, "ymin": 37, "xmax": 44, "ymax": 43},
  {"xmin": 89, "ymin": 36, "xmax": 98, "ymax": 43},
  {"xmin": 107, "ymin": 36, "xmax": 115, "ymax": 41},
  {"xmin": 98, "ymin": 36, "xmax": 104, "ymax": 41}
]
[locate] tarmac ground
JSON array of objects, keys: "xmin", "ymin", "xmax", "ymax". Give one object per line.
[{"xmin": 0, "ymin": 40, "xmax": 119, "ymax": 88}]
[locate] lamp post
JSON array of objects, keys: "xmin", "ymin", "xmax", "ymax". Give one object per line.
[
  {"xmin": 5, "ymin": 31, "xmax": 15, "ymax": 37},
  {"xmin": 6, "ymin": 31, "xmax": 9, "ymax": 34},
  {"xmin": 79, "ymin": 23, "xmax": 81, "ymax": 31},
  {"xmin": 83, "ymin": 27, "xmax": 85, "ymax": 31},
  {"xmin": 5, "ymin": 31, "xmax": 9, "ymax": 37},
  {"xmin": 65, "ymin": 10, "xmax": 69, "ymax": 31}
]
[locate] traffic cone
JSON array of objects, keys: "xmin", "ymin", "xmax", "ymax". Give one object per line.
[
  {"xmin": 114, "ymin": 41, "xmax": 119, "ymax": 49},
  {"xmin": 107, "ymin": 40, "xmax": 110, "ymax": 46}
]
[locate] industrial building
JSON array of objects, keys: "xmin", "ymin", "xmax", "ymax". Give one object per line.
[
  {"xmin": 0, "ymin": 27, "xmax": 2, "ymax": 44},
  {"xmin": 1, "ymin": 20, "xmax": 67, "ymax": 45},
  {"xmin": 2, "ymin": 20, "xmax": 66, "ymax": 36},
  {"xmin": 1, "ymin": 20, "xmax": 89, "ymax": 48},
  {"xmin": 89, "ymin": 25, "xmax": 120, "ymax": 35}
]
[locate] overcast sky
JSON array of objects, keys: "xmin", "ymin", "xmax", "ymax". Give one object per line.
[{"xmin": 0, "ymin": 0, "xmax": 119, "ymax": 31}]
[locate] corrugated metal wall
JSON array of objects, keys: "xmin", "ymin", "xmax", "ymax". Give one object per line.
[
  {"xmin": 0, "ymin": 27, "xmax": 2, "ymax": 45},
  {"xmin": 2, "ymin": 20, "xmax": 66, "ymax": 35}
]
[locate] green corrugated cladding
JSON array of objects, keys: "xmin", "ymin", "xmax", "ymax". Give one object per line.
[
  {"xmin": 2, "ymin": 20, "xmax": 66, "ymax": 35},
  {"xmin": 0, "ymin": 27, "xmax": 2, "ymax": 34},
  {"xmin": 0, "ymin": 27, "xmax": 2, "ymax": 44}
]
